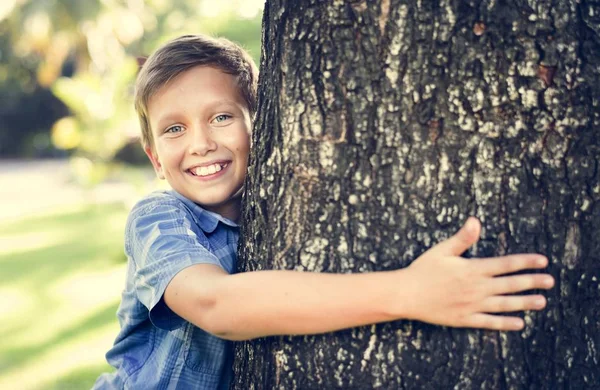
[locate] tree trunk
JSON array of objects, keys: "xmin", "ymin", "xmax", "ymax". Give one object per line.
[{"xmin": 233, "ymin": 0, "xmax": 600, "ymax": 388}]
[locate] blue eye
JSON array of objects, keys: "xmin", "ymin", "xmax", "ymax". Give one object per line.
[
  {"xmin": 213, "ymin": 114, "xmax": 231, "ymax": 123},
  {"xmin": 165, "ymin": 125, "xmax": 183, "ymax": 133}
]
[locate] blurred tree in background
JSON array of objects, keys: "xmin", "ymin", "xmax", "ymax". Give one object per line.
[{"xmin": 0, "ymin": 0, "xmax": 262, "ymax": 182}]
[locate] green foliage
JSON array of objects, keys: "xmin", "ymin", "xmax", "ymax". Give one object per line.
[{"xmin": 0, "ymin": 0, "xmax": 263, "ymax": 182}]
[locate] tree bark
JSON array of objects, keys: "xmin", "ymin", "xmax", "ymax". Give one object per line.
[{"xmin": 233, "ymin": 0, "xmax": 600, "ymax": 388}]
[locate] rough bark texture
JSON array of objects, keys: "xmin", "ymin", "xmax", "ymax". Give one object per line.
[{"xmin": 234, "ymin": 0, "xmax": 600, "ymax": 389}]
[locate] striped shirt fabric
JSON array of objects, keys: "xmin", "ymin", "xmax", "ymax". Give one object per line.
[{"xmin": 93, "ymin": 190, "xmax": 238, "ymax": 389}]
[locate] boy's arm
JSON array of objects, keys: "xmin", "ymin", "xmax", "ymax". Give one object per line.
[{"xmin": 164, "ymin": 218, "xmax": 554, "ymax": 341}]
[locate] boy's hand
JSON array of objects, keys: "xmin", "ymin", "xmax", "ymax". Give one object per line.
[{"xmin": 401, "ymin": 217, "xmax": 554, "ymax": 331}]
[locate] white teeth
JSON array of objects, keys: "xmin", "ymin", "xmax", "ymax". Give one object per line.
[{"xmin": 191, "ymin": 163, "xmax": 226, "ymax": 177}]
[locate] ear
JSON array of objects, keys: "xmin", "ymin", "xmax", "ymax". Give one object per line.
[{"xmin": 144, "ymin": 145, "xmax": 165, "ymax": 180}]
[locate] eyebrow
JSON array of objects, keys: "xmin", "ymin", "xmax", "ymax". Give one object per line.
[
  {"xmin": 153, "ymin": 114, "xmax": 183, "ymax": 133},
  {"xmin": 205, "ymin": 99, "xmax": 245, "ymax": 110}
]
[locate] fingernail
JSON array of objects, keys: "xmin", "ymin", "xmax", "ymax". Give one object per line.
[
  {"xmin": 545, "ymin": 277, "xmax": 555, "ymax": 287},
  {"xmin": 515, "ymin": 319, "xmax": 525, "ymax": 329},
  {"xmin": 535, "ymin": 297, "xmax": 546, "ymax": 308},
  {"xmin": 537, "ymin": 256, "xmax": 548, "ymax": 266},
  {"xmin": 465, "ymin": 217, "xmax": 478, "ymax": 233},
  {"xmin": 464, "ymin": 218, "xmax": 473, "ymax": 231}
]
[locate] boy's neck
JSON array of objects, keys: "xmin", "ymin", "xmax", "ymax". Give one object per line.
[{"xmin": 204, "ymin": 197, "xmax": 242, "ymax": 224}]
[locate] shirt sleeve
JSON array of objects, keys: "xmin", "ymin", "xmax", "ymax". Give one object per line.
[{"xmin": 127, "ymin": 201, "xmax": 222, "ymax": 330}]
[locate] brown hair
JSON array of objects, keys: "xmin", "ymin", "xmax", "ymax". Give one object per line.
[{"xmin": 134, "ymin": 34, "xmax": 258, "ymax": 149}]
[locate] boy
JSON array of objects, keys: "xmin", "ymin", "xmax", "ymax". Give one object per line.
[{"xmin": 94, "ymin": 35, "xmax": 554, "ymax": 389}]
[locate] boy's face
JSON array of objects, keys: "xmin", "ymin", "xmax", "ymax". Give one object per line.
[{"xmin": 144, "ymin": 65, "xmax": 251, "ymax": 220}]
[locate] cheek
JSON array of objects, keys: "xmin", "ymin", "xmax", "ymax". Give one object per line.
[
  {"xmin": 156, "ymin": 143, "xmax": 181, "ymax": 163},
  {"xmin": 240, "ymin": 143, "xmax": 250, "ymax": 157},
  {"xmin": 236, "ymin": 135, "xmax": 250, "ymax": 154}
]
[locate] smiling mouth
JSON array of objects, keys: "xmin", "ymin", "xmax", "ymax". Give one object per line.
[{"xmin": 188, "ymin": 162, "xmax": 230, "ymax": 177}]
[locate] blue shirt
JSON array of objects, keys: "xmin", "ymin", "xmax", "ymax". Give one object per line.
[{"xmin": 94, "ymin": 190, "xmax": 239, "ymax": 389}]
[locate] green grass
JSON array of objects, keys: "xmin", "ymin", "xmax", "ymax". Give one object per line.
[{"xmin": 0, "ymin": 203, "xmax": 129, "ymax": 389}]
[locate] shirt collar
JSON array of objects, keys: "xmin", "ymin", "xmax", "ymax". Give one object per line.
[{"xmin": 169, "ymin": 190, "xmax": 239, "ymax": 233}]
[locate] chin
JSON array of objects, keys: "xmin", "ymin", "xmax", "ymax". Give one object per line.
[{"xmin": 193, "ymin": 196, "xmax": 229, "ymax": 208}]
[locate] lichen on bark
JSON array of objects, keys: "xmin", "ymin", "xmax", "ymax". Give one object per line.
[{"xmin": 234, "ymin": 0, "xmax": 600, "ymax": 388}]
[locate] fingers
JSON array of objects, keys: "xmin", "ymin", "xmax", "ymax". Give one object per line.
[
  {"xmin": 430, "ymin": 217, "xmax": 481, "ymax": 256},
  {"xmin": 480, "ymin": 295, "xmax": 547, "ymax": 313},
  {"xmin": 467, "ymin": 314, "xmax": 525, "ymax": 331},
  {"xmin": 475, "ymin": 254, "xmax": 548, "ymax": 276},
  {"xmin": 489, "ymin": 274, "xmax": 555, "ymax": 295},
  {"xmin": 463, "ymin": 295, "xmax": 548, "ymax": 330}
]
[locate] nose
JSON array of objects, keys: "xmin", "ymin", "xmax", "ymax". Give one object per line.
[{"xmin": 188, "ymin": 125, "xmax": 217, "ymax": 156}]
